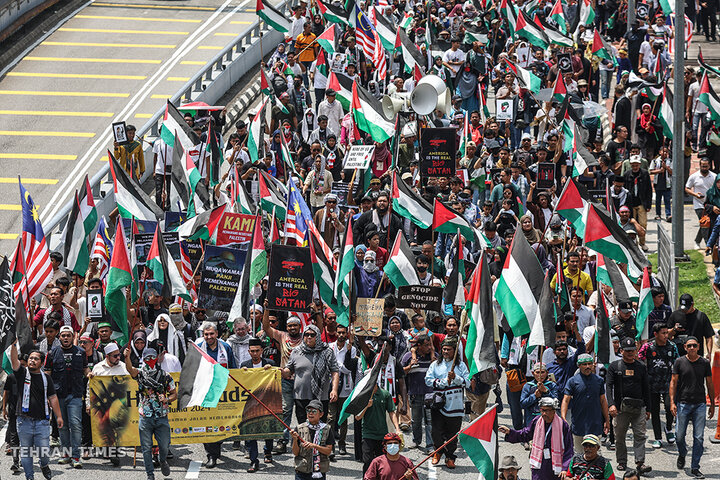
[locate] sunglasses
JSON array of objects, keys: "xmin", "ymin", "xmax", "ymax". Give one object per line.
[
  {"xmin": 326, "ymin": 200, "xmax": 337, "ymax": 204},
  {"xmin": 312, "ymin": 149, "xmax": 321, "ymax": 152},
  {"xmin": 306, "ymin": 408, "xmax": 319, "ymax": 414},
  {"xmin": 109, "ymin": 353, "xmax": 121, "ymax": 359},
  {"xmin": 304, "ymin": 332, "xmax": 317, "ymax": 338},
  {"xmin": 685, "ymin": 343, "xmax": 699, "ymax": 348}
]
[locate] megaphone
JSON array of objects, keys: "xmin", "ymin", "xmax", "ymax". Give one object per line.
[
  {"xmin": 381, "ymin": 93, "xmax": 410, "ymax": 120},
  {"xmin": 411, "ymin": 74, "xmax": 450, "ymax": 115}
]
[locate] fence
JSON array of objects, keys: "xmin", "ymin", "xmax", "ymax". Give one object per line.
[
  {"xmin": 657, "ymin": 224, "xmax": 679, "ymax": 308},
  {"xmin": 44, "ymin": 0, "xmax": 290, "ymax": 252}
]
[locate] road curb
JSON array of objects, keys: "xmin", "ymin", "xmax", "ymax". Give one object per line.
[{"xmin": 225, "ymin": 79, "xmax": 261, "ymax": 132}]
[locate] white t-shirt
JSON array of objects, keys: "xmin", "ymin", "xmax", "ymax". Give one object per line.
[
  {"xmin": 153, "ymin": 138, "xmax": 174, "ymax": 174},
  {"xmin": 310, "ymin": 60, "xmax": 328, "ymax": 89},
  {"xmin": 443, "ymin": 48, "xmax": 466, "ymax": 76},
  {"xmin": 685, "ymin": 170, "xmax": 715, "ymax": 209},
  {"xmin": 688, "ymin": 81, "xmax": 709, "ymax": 114}
]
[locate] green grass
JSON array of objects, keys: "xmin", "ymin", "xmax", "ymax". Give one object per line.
[{"xmin": 647, "ymin": 250, "xmax": 720, "ymax": 323}]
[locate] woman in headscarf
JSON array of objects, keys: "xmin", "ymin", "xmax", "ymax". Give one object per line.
[
  {"xmin": 129, "ymin": 330, "xmax": 147, "ymax": 368},
  {"xmin": 146, "ymin": 313, "xmax": 186, "ymax": 364},
  {"xmin": 456, "ymin": 61, "xmax": 479, "ymax": 113},
  {"xmin": 520, "ymin": 214, "xmax": 542, "ymax": 245},
  {"xmin": 323, "ymin": 133, "xmax": 345, "ymax": 181},
  {"xmin": 267, "ymin": 43, "xmax": 287, "ymax": 71},
  {"xmin": 311, "ymin": 13, "xmax": 324, "ymax": 36},
  {"xmin": 370, "ymin": 141, "xmax": 391, "ymax": 178},
  {"xmin": 430, "ymin": 55, "xmax": 453, "ymax": 90},
  {"xmin": 353, "ymin": 250, "xmax": 388, "ymax": 298},
  {"xmin": 386, "ymin": 316, "xmax": 409, "ymax": 361},
  {"xmin": 636, "ymin": 102, "xmax": 662, "ymax": 159},
  {"xmin": 355, "ymin": 244, "xmax": 367, "ymax": 267},
  {"xmin": 489, "ymin": 246, "xmax": 508, "ymax": 280}
]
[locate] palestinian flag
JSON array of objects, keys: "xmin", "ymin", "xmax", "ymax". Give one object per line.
[
  {"xmin": 463, "ymin": 23, "xmax": 489, "ymax": 45},
  {"xmin": 316, "ymin": 26, "xmax": 336, "ymax": 54},
  {"xmin": 698, "ymin": 47, "xmax": 720, "ymax": 78},
  {"xmin": 635, "ymin": 267, "xmax": 653, "ymax": 340},
  {"xmin": 338, "ymin": 344, "xmax": 388, "ymax": 425},
  {"xmin": 397, "ymin": 27, "xmax": 426, "ymax": 73},
  {"xmin": 584, "ymin": 203, "xmax": 650, "ymax": 279},
  {"xmin": 459, "ymin": 406, "xmax": 497, "ymax": 480},
  {"xmin": 535, "ymin": 14, "xmax": 573, "ymax": 47},
  {"xmin": 570, "ymin": 122, "xmax": 597, "ymax": 177},
  {"xmin": 332, "ymin": 217, "xmax": 354, "ymax": 327},
  {"xmin": 175, "ymin": 204, "xmax": 225, "ymax": 241},
  {"xmin": 444, "ymin": 230, "xmax": 466, "ymax": 307},
  {"xmin": 506, "ymin": 59, "xmax": 542, "ymax": 93},
  {"xmin": 317, "ymin": 0, "xmax": 349, "ymax": 25},
  {"xmin": 659, "ymin": 86, "xmax": 674, "ymax": 139},
  {"xmin": 79, "ymin": 175, "xmax": 98, "ymax": 237},
  {"xmin": 385, "ymin": 230, "xmax": 419, "ymax": 289},
  {"xmin": 258, "ymin": 170, "xmax": 287, "ymax": 221},
  {"xmin": 465, "ymin": 256, "xmax": 496, "ymax": 377},
  {"xmin": 399, "ymin": 12, "xmax": 412, "ymax": 29},
  {"xmin": 555, "ymin": 256, "xmax": 570, "ymax": 313},
  {"xmin": 578, "ymin": 0, "xmax": 596, "ymax": 26},
  {"xmin": 105, "ymin": 220, "xmax": 132, "ymax": 346},
  {"xmin": 161, "ymin": 101, "xmax": 200, "ymax": 152},
  {"xmin": 591, "ymin": 30, "xmax": 617, "ymax": 65},
  {"xmin": 206, "ymin": 121, "xmax": 222, "ymax": 187},
  {"xmin": 352, "ymin": 81, "xmax": 394, "ymax": 143},
  {"xmin": 108, "ymin": 151, "xmax": 164, "ymax": 222},
  {"xmin": 255, "ymin": 0, "xmax": 289, "ymax": 32},
  {"xmin": 248, "ymin": 98, "xmax": 269, "ymax": 163},
  {"xmin": 247, "ymin": 211, "xmax": 267, "ymax": 289},
  {"xmin": 500, "ymin": 0, "xmax": 518, "ymax": 38},
  {"xmin": 146, "ymin": 225, "xmax": 190, "ymax": 300},
  {"xmin": 432, "ymin": 199, "xmax": 477, "ymax": 245},
  {"xmin": 10, "ymin": 241, "xmax": 29, "ymax": 316},
  {"xmin": 555, "ymin": 177, "xmax": 588, "ymax": 237},
  {"xmin": 516, "ymin": 10, "xmax": 549, "ymax": 49},
  {"xmin": 235, "ymin": 173, "xmax": 256, "ymax": 214},
  {"xmin": 552, "ymin": 73, "xmax": 567, "ymax": 102},
  {"xmin": 391, "ymin": 171, "xmax": 433, "ymax": 229},
  {"xmin": 314, "ymin": 49, "xmax": 330, "ymax": 94},
  {"xmin": 658, "ymin": 0, "xmax": 674, "ymax": 15},
  {"xmin": 529, "ymin": 271, "xmax": 557, "ymax": 349},
  {"xmin": 549, "ymin": 0, "xmax": 567, "ymax": 33},
  {"xmin": 327, "ymin": 71, "xmax": 353, "ymax": 111},
  {"xmin": 698, "ymin": 73, "xmax": 720, "ymax": 125},
  {"xmin": 63, "ymin": 191, "xmax": 90, "ymax": 276},
  {"xmin": 260, "ymin": 68, "xmax": 272, "ymax": 96},
  {"xmin": 308, "ymin": 222, "xmax": 337, "ymax": 317},
  {"xmin": 596, "ymin": 255, "xmax": 638, "ymax": 303},
  {"xmin": 479, "ymin": 84, "xmax": 490, "ymax": 122},
  {"xmin": 177, "ymin": 342, "xmax": 230, "ymax": 408},
  {"xmin": 494, "ymin": 232, "xmax": 544, "ymax": 336},
  {"xmin": 1, "ymin": 261, "xmax": 33, "ymax": 374},
  {"xmin": 179, "ymin": 150, "xmax": 205, "ymax": 218},
  {"xmin": 268, "ymin": 207, "xmax": 281, "ymax": 244},
  {"xmin": 374, "ymin": 7, "xmax": 397, "ymax": 50},
  {"xmin": 594, "ymin": 281, "xmax": 613, "ymax": 364}
]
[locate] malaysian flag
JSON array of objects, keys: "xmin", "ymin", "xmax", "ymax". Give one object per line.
[
  {"xmin": 19, "ymin": 181, "xmax": 52, "ymax": 299},
  {"xmin": 354, "ymin": 5, "xmax": 377, "ymax": 60},
  {"xmin": 284, "ymin": 178, "xmax": 313, "ymax": 246},
  {"xmin": 91, "ymin": 216, "xmax": 113, "ymax": 280}
]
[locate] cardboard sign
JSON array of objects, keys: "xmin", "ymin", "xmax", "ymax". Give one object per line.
[
  {"xmin": 353, "ymin": 297, "xmax": 384, "ymax": 337},
  {"xmin": 537, "ymin": 162, "xmax": 556, "ymax": 190},
  {"xmin": 420, "ymin": 127, "xmax": 456, "ymax": 177},
  {"xmin": 557, "ymin": 53, "xmax": 573, "ymax": 73},
  {"xmin": 343, "ymin": 145, "xmax": 375, "ymax": 170},
  {"xmin": 86, "ymin": 289, "xmax": 105, "ymax": 319},
  {"xmin": 396, "ymin": 285, "xmax": 443, "ymax": 311},
  {"xmin": 215, "ymin": 212, "xmax": 256, "ymax": 246},
  {"xmin": 133, "ymin": 232, "xmax": 180, "ymax": 266},
  {"xmin": 495, "ymin": 98, "xmax": 514, "ymax": 121},
  {"xmin": 267, "ymin": 245, "xmax": 313, "ymax": 312},
  {"xmin": 198, "ymin": 244, "xmax": 247, "ymax": 313}
]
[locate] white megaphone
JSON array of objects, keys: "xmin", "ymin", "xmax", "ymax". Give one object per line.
[
  {"xmin": 411, "ymin": 74, "xmax": 450, "ymax": 115},
  {"xmin": 381, "ymin": 92, "xmax": 410, "ymax": 120}
]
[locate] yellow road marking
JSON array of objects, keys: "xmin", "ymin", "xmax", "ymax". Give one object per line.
[
  {"xmin": 0, "ymin": 153, "xmax": 76, "ymax": 160},
  {"xmin": 180, "ymin": 61, "xmax": 205, "ymax": 65},
  {"xmin": 7, "ymin": 72, "xmax": 147, "ymax": 79},
  {"xmin": 150, "ymin": 94, "xmax": 172, "ymax": 99},
  {"xmin": 0, "ymin": 178, "xmax": 57, "ymax": 185},
  {"xmin": 24, "ymin": 56, "xmax": 161, "ymax": 64},
  {"xmin": 0, "ymin": 110, "xmax": 114, "ymax": 117},
  {"xmin": 134, "ymin": 113, "xmax": 153, "ymax": 119},
  {"xmin": 0, "ymin": 205, "xmax": 21, "ymax": 211},
  {"xmin": 91, "ymin": 2, "xmax": 217, "ymax": 10},
  {"xmin": 58, "ymin": 27, "xmax": 189, "ymax": 35},
  {"xmin": 75, "ymin": 14, "xmax": 202, "ymax": 23},
  {"xmin": 167, "ymin": 76, "xmax": 189, "ymax": 81},
  {"xmin": 198, "ymin": 45, "xmax": 223, "ymax": 50},
  {"xmin": 43, "ymin": 41, "xmax": 176, "ymax": 48},
  {"xmin": 213, "ymin": 32, "xmax": 237, "ymax": 36},
  {"xmin": 0, "ymin": 131, "xmax": 95, "ymax": 138},
  {"xmin": 0, "ymin": 234, "xmax": 18, "ymax": 240},
  {"xmin": 230, "ymin": 20, "xmax": 252, "ymax": 24},
  {"xmin": 0, "ymin": 90, "xmax": 128, "ymax": 98}
]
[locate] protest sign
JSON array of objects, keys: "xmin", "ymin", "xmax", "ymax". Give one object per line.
[
  {"xmin": 420, "ymin": 128, "xmax": 456, "ymax": 177},
  {"xmin": 331, "ymin": 182, "xmax": 351, "ymax": 207},
  {"xmin": 537, "ymin": 162, "xmax": 556, "ymax": 190},
  {"xmin": 343, "ymin": 145, "xmax": 375, "ymax": 169},
  {"xmin": 133, "ymin": 232, "xmax": 180, "ymax": 266},
  {"xmin": 86, "ymin": 289, "xmax": 104, "ymax": 319},
  {"xmin": 215, "ymin": 212, "xmax": 255, "ymax": 246},
  {"xmin": 164, "ymin": 211, "xmax": 186, "ymax": 232},
  {"xmin": 396, "ymin": 285, "xmax": 443, "ymax": 311},
  {"xmin": 495, "ymin": 98, "xmax": 514, "ymax": 121},
  {"xmin": 267, "ymin": 245, "xmax": 313, "ymax": 312},
  {"xmin": 353, "ymin": 297, "xmax": 384, "ymax": 337},
  {"xmin": 121, "ymin": 219, "xmax": 156, "ymax": 242},
  {"xmin": 183, "ymin": 240, "xmax": 203, "ymax": 271},
  {"xmin": 198, "ymin": 244, "xmax": 247, "ymax": 312},
  {"xmin": 89, "ymin": 368, "xmax": 283, "ymax": 446}
]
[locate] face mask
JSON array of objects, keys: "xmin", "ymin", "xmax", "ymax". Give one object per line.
[
  {"xmin": 417, "ymin": 265, "xmax": 427, "ymax": 273},
  {"xmin": 283, "ymin": 126, "xmax": 290, "ymax": 134},
  {"xmin": 385, "ymin": 444, "xmax": 400, "ymax": 455},
  {"xmin": 363, "ymin": 260, "xmax": 378, "ymax": 273},
  {"xmin": 145, "ymin": 357, "xmax": 158, "ymax": 369}
]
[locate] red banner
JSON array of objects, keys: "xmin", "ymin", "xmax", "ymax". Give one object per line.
[{"xmin": 215, "ymin": 213, "xmax": 255, "ymax": 246}]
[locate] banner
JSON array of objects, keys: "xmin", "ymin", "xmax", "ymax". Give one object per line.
[
  {"xmin": 133, "ymin": 232, "xmax": 180, "ymax": 266},
  {"xmin": 353, "ymin": 297, "xmax": 384, "ymax": 336},
  {"xmin": 396, "ymin": 285, "xmax": 443, "ymax": 311},
  {"xmin": 215, "ymin": 213, "xmax": 256, "ymax": 246},
  {"xmin": 420, "ymin": 127, "xmax": 456, "ymax": 177},
  {"xmin": 198, "ymin": 244, "xmax": 247, "ymax": 312},
  {"xmin": 343, "ymin": 145, "xmax": 375, "ymax": 169},
  {"xmin": 164, "ymin": 211, "xmax": 186, "ymax": 232},
  {"xmin": 183, "ymin": 240, "xmax": 203, "ymax": 271},
  {"xmin": 267, "ymin": 244, "xmax": 313, "ymax": 312},
  {"xmin": 88, "ymin": 368, "xmax": 283, "ymax": 447},
  {"xmin": 121, "ymin": 219, "xmax": 156, "ymax": 242}
]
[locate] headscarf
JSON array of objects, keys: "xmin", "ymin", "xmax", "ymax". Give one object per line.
[
  {"xmin": 130, "ymin": 330, "xmax": 147, "ymax": 366},
  {"xmin": 489, "ymin": 246, "xmax": 508, "ymax": 278},
  {"xmin": 521, "ymin": 214, "xmax": 541, "ymax": 244},
  {"xmin": 299, "ymin": 324, "xmax": 334, "ymax": 400},
  {"xmin": 363, "ymin": 250, "xmax": 379, "ymax": 273},
  {"xmin": 147, "ymin": 313, "xmax": 185, "ymax": 359},
  {"xmin": 386, "ymin": 316, "xmax": 408, "ymax": 360},
  {"xmin": 371, "ymin": 142, "xmax": 391, "ymax": 177},
  {"xmin": 457, "ymin": 62, "xmax": 478, "ymax": 99},
  {"xmin": 705, "ymin": 174, "xmax": 720, "ymax": 208},
  {"xmin": 639, "ymin": 102, "xmax": 655, "ymax": 134},
  {"xmin": 355, "ymin": 245, "xmax": 368, "ymax": 267}
]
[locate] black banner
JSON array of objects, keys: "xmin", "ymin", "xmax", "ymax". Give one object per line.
[
  {"xmin": 267, "ymin": 245, "xmax": 313, "ymax": 312},
  {"xmin": 396, "ymin": 285, "xmax": 443, "ymax": 311},
  {"xmin": 537, "ymin": 163, "xmax": 556, "ymax": 190},
  {"xmin": 198, "ymin": 245, "xmax": 247, "ymax": 312},
  {"xmin": 183, "ymin": 240, "xmax": 204, "ymax": 272},
  {"xmin": 133, "ymin": 232, "xmax": 180, "ymax": 266},
  {"xmin": 420, "ymin": 127, "xmax": 456, "ymax": 177}
]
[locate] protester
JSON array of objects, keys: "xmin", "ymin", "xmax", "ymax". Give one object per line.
[
  {"xmin": 363, "ymin": 433, "xmax": 417, "ymax": 480},
  {"xmin": 291, "ymin": 399, "xmax": 334, "ymax": 480},
  {"xmin": 241, "ymin": 338, "xmax": 276, "ymax": 472},
  {"xmin": 561, "ymin": 354, "xmax": 610, "ymax": 451},
  {"xmin": 563, "ymin": 434, "xmax": 615, "ymax": 480}
]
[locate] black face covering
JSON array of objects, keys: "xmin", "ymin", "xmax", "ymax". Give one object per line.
[{"xmin": 417, "ymin": 265, "xmax": 428, "ymax": 273}]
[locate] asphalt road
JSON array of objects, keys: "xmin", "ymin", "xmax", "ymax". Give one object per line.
[
  {"xmin": 1, "ymin": 401, "xmax": 718, "ymax": 479},
  {"xmin": 0, "ymin": 0, "xmax": 264, "ymax": 254}
]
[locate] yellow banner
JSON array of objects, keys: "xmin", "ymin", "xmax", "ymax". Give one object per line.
[{"xmin": 88, "ymin": 368, "xmax": 283, "ymax": 446}]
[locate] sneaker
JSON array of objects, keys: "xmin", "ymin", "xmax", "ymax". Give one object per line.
[
  {"xmin": 161, "ymin": 461, "xmax": 170, "ymax": 476},
  {"xmin": 650, "ymin": 440, "xmax": 662, "ymax": 449},
  {"xmin": 636, "ymin": 464, "xmax": 652, "ymax": 474},
  {"xmin": 72, "ymin": 458, "xmax": 82, "ymax": 469},
  {"xmin": 50, "ymin": 437, "xmax": 60, "ymax": 447},
  {"xmin": 608, "ymin": 441, "xmax": 615, "ymax": 451},
  {"xmin": 666, "ymin": 430, "xmax": 676, "ymax": 444},
  {"xmin": 273, "ymin": 441, "xmax": 287, "ymax": 454},
  {"xmin": 399, "ymin": 423, "xmax": 411, "ymax": 432},
  {"xmin": 677, "ymin": 456, "xmax": 686, "ymax": 469},
  {"xmin": 153, "ymin": 453, "xmax": 160, "ymax": 467},
  {"xmin": 338, "ymin": 446, "xmax": 347, "ymax": 455},
  {"xmin": 691, "ymin": 468, "xmax": 705, "ymax": 479},
  {"xmin": 41, "ymin": 465, "xmax": 52, "ymax": 479},
  {"xmin": 616, "ymin": 463, "xmax": 626, "ymax": 471},
  {"xmin": 58, "ymin": 457, "xmax": 72, "ymax": 465}
]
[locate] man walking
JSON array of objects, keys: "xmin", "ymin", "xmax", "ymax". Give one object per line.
[
  {"xmin": 328, "ymin": 324, "xmax": 355, "ymax": 455},
  {"xmin": 685, "ymin": 159, "xmax": 714, "ymax": 249},
  {"xmin": 670, "ymin": 336, "xmax": 715, "ymax": 479},
  {"xmin": 241, "ymin": 338, "xmax": 275, "ymax": 472}
]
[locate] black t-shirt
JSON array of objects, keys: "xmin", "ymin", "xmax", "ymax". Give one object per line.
[
  {"xmin": 668, "ymin": 309, "xmax": 715, "ymax": 356},
  {"xmin": 606, "ymin": 140, "xmax": 629, "ymax": 166},
  {"xmin": 4, "ymin": 372, "xmax": 17, "ymax": 413},
  {"xmin": 672, "ymin": 356, "xmax": 712, "ymax": 404},
  {"xmin": 606, "ymin": 359, "xmax": 649, "ymax": 408},
  {"xmin": 13, "ymin": 366, "xmax": 56, "ymax": 420}
]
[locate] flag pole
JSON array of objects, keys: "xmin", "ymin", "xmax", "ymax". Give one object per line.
[
  {"xmin": 227, "ymin": 372, "xmax": 292, "ymax": 431},
  {"xmin": 403, "ymin": 404, "xmax": 498, "ymax": 479}
]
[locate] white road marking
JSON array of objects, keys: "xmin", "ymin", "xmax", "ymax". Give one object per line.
[
  {"xmin": 40, "ymin": 0, "xmax": 251, "ymax": 223},
  {"xmin": 428, "ymin": 460, "xmax": 437, "ymax": 480},
  {"xmin": 185, "ymin": 459, "xmax": 202, "ymax": 478}
]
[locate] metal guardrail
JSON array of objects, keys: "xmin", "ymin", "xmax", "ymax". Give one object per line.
[
  {"xmin": 0, "ymin": 0, "xmax": 56, "ymax": 37},
  {"xmin": 45, "ymin": 0, "xmax": 290, "ymax": 250},
  {"xmin": 657, "ymin": 224, "xmax": 679, "ymax": 309}
]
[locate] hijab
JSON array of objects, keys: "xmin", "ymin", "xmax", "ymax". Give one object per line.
[
  {"xmin": 521, "ymin": 214, "xmax": 542, "ymax": 244},
  {"xmin": 457, "ymin": 61, "xmax": 479, "ymax": 99}
]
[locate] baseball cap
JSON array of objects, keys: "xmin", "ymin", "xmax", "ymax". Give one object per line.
[
  {"xmin": 306, "ymin": 399, "xmax": 323, "ymax": 412},
  {"xmin": 618, "ymin": 300, "xmax": 633, "ymax": 314},
  {"xmin": 621, "ymin": 337, "xmax": 637, "ymax": 350},
  {"xmin": 630, "ymin": 155, "xmax": 642, "ymax": 164},
  {"xmin": 679, "ymin": 293, "xmax": 693, "ymax": 310},
  {"xmin": 521, "ymin": 132, "xmax": 533, "ymax": 140},
  {"xmin": 59, "ymin": 325, "xmax": 74, "ymax": 335},
  {"xmin": 582, "ymin": 434, "xmax": 601, "ymax": 446}
]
